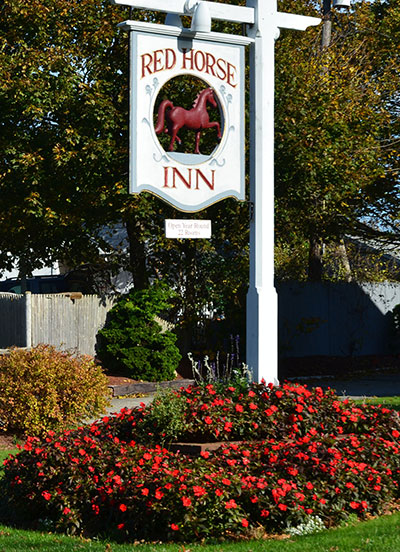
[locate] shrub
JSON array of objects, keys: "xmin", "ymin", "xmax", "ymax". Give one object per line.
[
  {"xmin": 3, "ymin": 381, "xmax": 400, "ymax": 542},
  {"xmin": 96, "ymin": 283, "xmax": 181, "ymax": 381},
  {"xmin": 0, "ymin": 345, "xmax": 110, "ymax": 437},
  {"xmin": 107, "ymin": 381, "xmax": 400, "ymax": 444}
]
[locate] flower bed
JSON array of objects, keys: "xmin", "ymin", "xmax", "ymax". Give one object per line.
[{"xmin": 2, "ymin": 381, "xmax": 400, "ymax": 542}]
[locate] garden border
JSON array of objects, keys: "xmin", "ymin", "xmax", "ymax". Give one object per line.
[{"xmin": 108, "ymin": 378, "xmax": 194, "ymax": 396}]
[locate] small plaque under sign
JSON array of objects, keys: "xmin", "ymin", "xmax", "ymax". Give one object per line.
[{"xmin": 165, "ymin": 219, "xmax": 212, "ymax": 239}]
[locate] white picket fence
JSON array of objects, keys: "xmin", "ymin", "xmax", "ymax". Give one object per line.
[{"xmin": 0, "ymin": 292, "xmax": 115, "ymax": 356}]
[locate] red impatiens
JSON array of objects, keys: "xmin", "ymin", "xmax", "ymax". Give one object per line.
[{"xmin": 2, "ymin": 381, "xmax": 400, "ymax": 542}]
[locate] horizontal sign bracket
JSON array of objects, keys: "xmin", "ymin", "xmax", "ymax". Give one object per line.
[
  {"xmin": 118, "ymin": 20, "xmax": 254, "ymax": 46},
  {"xmin": 110, "ymin": 0, "xmax": 255, "ymax": 25}
]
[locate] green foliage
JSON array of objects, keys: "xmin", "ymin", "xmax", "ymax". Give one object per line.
[
  {"xmin": 0, "ymin": 345, "xmax": 109, "ymax": 437},
  {"xmin": 275, "ymin": 0, "xmax": 400, "ymax": 280},
  {"xmin": 96, "ymin": 283, "xmax": 181, "ymax": 381},
  {"xmin": 0, "ymin": 0, "xmax": 130, "ymax": 275},
  {"xmin": 275, "ymin": 239, "xmax": 400, "ymax": 283},
  {"xmin": 138, "ymin": 388, "xmax": 187, "ymax": 444}
]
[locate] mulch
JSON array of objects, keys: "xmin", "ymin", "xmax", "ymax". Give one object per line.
[{"xmin": 0, "ymin": 434, "xmax": 15, "ymax": 450}]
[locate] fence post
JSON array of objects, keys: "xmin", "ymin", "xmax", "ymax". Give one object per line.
[{"xmin": 25, "ymin": 291, "xmax": 32, "ymax": 348}]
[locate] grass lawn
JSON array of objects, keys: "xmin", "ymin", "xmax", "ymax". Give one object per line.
[
  {"xmin": 0, "ymin": 448, "xmax": 18, "ymax": 464},
  {"xmin": 1, "ymin": 513, "xmax": 400, "ymax": 551},
  {"xmin": 355, "ymin": 396, "xmax": 400, "ymax": 411}
]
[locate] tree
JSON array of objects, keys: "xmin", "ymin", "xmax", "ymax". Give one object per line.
[
  {"xmin": 0, "ymin": 0, "xmax": 130, "ymax": 278},
  {"xmin": 275, "ymin": 0, "xmax": 400, "ymax": 282},
  {"xmin": 0, "ymin": 0, "xmax": 250, "ymax": 354}
]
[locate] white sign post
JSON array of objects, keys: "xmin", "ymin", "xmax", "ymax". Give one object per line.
[{"xmin": 109, "ymin": 0, "xmax": 320, "ymax": 383}]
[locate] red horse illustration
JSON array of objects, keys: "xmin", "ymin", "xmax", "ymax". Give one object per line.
[{"xmin": 154, "ymin": 87, "xmax": 221, "ymax": 154}]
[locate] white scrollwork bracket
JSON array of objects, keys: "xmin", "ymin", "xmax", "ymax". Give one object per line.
[{"xmin": 184, "ymin": 0, "xmax": 199, "ymax": 14}]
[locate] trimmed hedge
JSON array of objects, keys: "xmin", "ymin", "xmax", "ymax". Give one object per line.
[{"xmin": 96, "ymin": 283, "xmax": 181, "ymax": 381}]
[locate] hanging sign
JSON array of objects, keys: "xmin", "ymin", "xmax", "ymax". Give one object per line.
[{"xmin": 126, "ymin": 21, "xmax": 248, "ymax": 212}]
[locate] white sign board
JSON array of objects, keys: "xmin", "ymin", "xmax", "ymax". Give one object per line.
[
  {"xmin": 128, "ymin": 22, "xmax": 247, "ymax": 212},
  {"xmin": 165, "ymin": 219, "xmax": 211, "ymax": 239}
]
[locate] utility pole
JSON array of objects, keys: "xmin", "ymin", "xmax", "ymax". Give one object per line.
[
  {"xmin": 322, "ymin": 0, "xmax": 332, "ymax": 49},
  {"xmin": 308, "ymin": 0, "xmax": 333, "ymax": 283}
]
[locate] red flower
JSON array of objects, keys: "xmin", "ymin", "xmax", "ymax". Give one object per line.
[
  {"xmin": 278, "ymin": 503, "xmax": 287, "ymax": 511},
  {"xmin": 249, "ymin": 403, "xmax": 258, "ymax": 410},
  {"xmin": 42, "ymin": 491, "xmax": 51, "ymax": 501},
  {"xmin": 63, "ymin": 507, "xmax": 71, "ymax": 515},
  {"xmin": 225, "ymin": 499, "xmax": 237, "ymax": 509},
  {"xmin": 171, "ymin": 524, "xmax": 179, "ymax": 531},
  {"xmin": 241, "ymin": 518, "xmax": 249, "ymax": 527},
  {"xmin": 117, "ymin": 523, "xmax": 125, "ymax": 530},
  {"xmin": 193, "ymin": 486, "xmax": 207, "ymax": 497},
  {"xmin": 141, "ymin": 488, "xmax": 149, "ymax": 496},
  {"xmin": 222, "ymin": 478, "xmax": 231, "ymax": 486},
  {"xmin": 261, "ymin": 509, "xmax": 270, "ymax": 517},
  {"xmin": 200, "ymin": 451, "xmax": 210, "ymax": 459},
  {"xmin": 155, "ymin": 488, "xmax": 164, "ymax": 500},
  {"xmin": 204, "ymin": 416, "xmax": 212, "ymax": 425},
  {"xmin": 350, "ymin": 501, "xmax": 360, "ymax": 509},
  {"xmin": 182, "ymin": 496, "xmax": 192, "ymax": 507},
  {"xmin": 119, "ymin": 503, "xmax": 127, "ymax": 512}
]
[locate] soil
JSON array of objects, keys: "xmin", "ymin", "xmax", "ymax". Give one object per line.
[
  {"xmin": 0, "ymin": 433, "xmax": 16, "ymax": 450},
  {"xmin": 106, "ymin": 375, "xmax": 142, "ymax": 387}
]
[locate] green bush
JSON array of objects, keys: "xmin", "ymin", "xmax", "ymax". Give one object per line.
[
  {"xmin": 0, "ymin": 345, "xmax": 110, "ymax": 437},
  {"xmin": 96, "ymin": 283, "xmax": 181, "ymax": 381}
]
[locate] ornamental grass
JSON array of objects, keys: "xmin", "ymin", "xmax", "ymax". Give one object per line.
[{"xmin": 2, "ymin": 381, "xmax": 400, "ymax": 542}]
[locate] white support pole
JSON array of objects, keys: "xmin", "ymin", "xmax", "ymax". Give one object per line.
[
  {"xmin": 245, "ymin": 2, "xmax": 319, "ymax": 384},
  {"xmin": 246, "ymin": 0, "xmax": 279, "ymax": 385}
]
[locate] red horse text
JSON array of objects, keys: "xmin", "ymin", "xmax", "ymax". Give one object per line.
[{"xmin": 141, "ymin": 48, "xmax": 237, "ymax": 87}]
